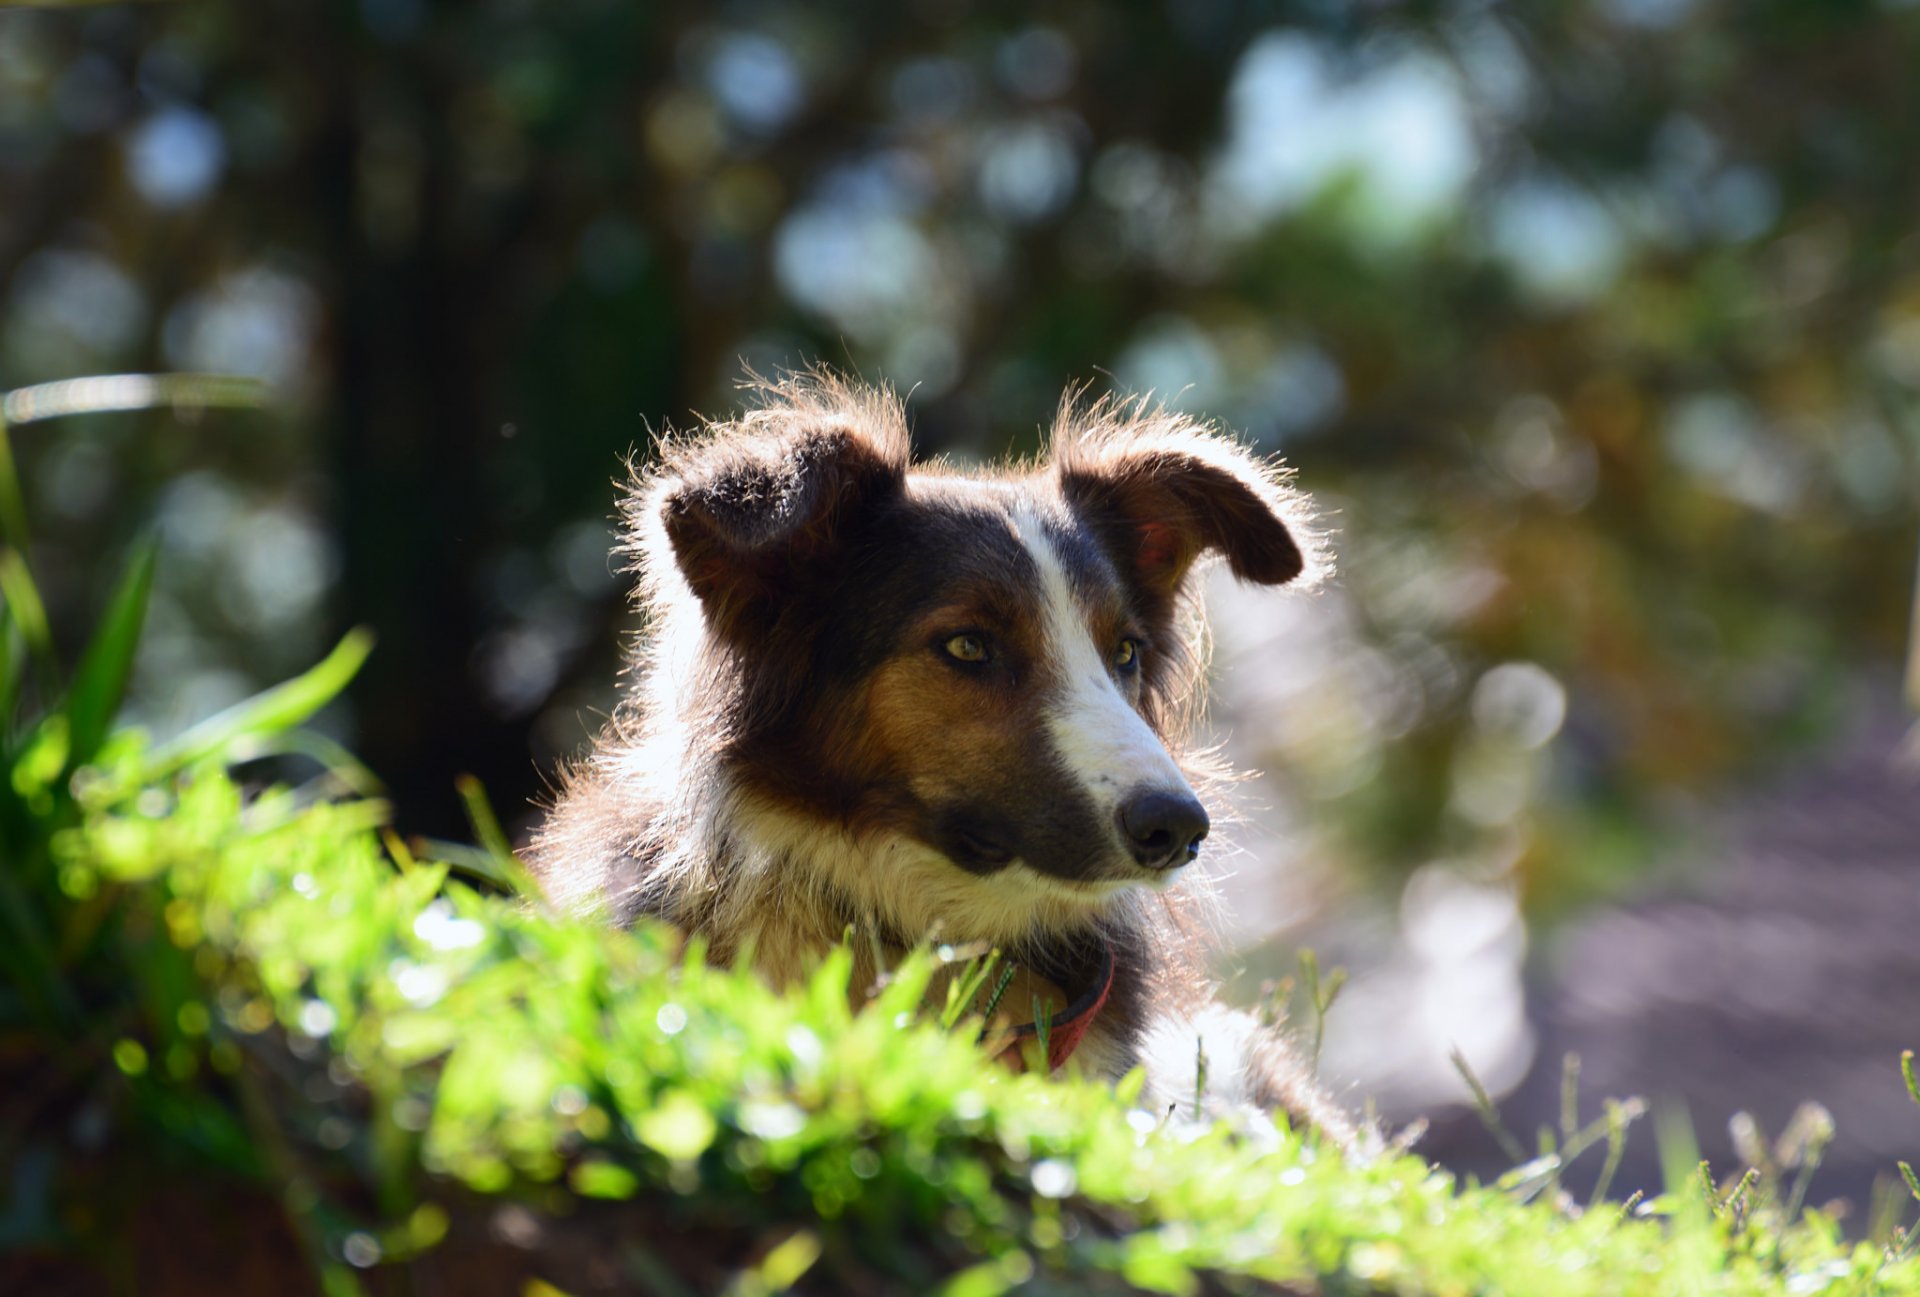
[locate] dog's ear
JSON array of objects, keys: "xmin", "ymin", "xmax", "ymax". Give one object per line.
[
  {"xmin": 1056, "ymin": 410, "xmax": 1311, "ymax": 598},
  {"xmin": 643, "ymin": 401, "xmax": 907, "ymax": 630}
]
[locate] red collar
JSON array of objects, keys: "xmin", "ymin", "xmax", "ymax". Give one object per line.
[{"xmin": 997, "ymin": 937, "xmax": 1116, "ymax": 1072}]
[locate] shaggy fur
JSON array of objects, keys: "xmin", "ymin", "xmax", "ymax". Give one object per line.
[{"xmin": 528, "ymin": 372, "xmax": 1358, "ymax": 1146}]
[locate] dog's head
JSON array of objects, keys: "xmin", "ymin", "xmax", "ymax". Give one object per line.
[{"xmin": 629, "ymin": 375, "xmax": 1319, "ymax": 934}]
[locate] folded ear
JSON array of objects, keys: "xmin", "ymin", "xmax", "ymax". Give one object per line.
[
  {"xmin": 1055, "ymin": 407, "xmax": 1312, "ymax": 598},
  {"xmin": 638, "ymin": 395, "xmax": 908, "ymax": 634}
]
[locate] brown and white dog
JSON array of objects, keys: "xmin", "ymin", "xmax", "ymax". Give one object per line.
[{"xmin": 528, "ymin": 372, "xmax": 1357, "ymax": 1145}]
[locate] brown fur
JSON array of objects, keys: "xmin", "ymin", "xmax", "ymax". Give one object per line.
[{"xmin": 527, "ymin": 371, "xmax": 1360, "ymax": 1148}]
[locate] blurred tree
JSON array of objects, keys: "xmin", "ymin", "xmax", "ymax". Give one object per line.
[{"xmin": 0, "ymin": 0, "xmax": 1914, "ymax": 900}]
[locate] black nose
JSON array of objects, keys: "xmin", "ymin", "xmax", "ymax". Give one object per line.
[{"xmin": 1118, "ymin": 790, "xmax": 1210, "ymax": 870}]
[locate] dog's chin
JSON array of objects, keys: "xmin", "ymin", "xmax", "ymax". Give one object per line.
[
  {"xmin": 926, "ymin": 831, "xmax": 1187, "ymax": 914},
  {"xmin": 1011, "ymin": 859, "xmax": 1181, "ymax": 905}
]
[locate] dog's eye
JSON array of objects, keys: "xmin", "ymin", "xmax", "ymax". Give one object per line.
[
  {"xmin": 1114, "ymin": 638, "xmax": 1142, "ymax": 671},
  {"xmin": 943, "ymin": 634, "xmax": 990, "ymax": 664}
]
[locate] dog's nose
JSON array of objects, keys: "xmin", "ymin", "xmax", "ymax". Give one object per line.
[{"xmin": 1118, "ymin": 790, "xmax": 1210, "ymax": 870}]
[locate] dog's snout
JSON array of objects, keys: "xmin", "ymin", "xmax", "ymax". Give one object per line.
[{"xmin": 1118, "ymin": 790, "xmax": 1210, "ymax": 870}]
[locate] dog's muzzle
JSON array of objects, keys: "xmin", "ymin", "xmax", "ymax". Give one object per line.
[{"xmin": 1117, "ymin": 789, "xmax": 1210, "ymax": 871}]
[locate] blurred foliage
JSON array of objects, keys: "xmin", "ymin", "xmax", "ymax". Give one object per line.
[
  {"xmin": 14, "ymin": 716, "xmax": 1920, "ymax": 1292},
  {"xmin": 1, "ymin": 2, "xmax": 1917, "ymax": 916}
]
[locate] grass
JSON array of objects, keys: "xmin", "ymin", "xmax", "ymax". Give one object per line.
[
  {"xmin": 12, "ymin": 739, "xmax": 1920, "ymax": 1295},
  {"xmin": 8, "ymin": 374, "xmax": 1920, "ymax": 1294}
]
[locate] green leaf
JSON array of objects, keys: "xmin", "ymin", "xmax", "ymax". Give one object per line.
[
  {"xmin": 62, "ymin": 536, "xmax": 158, "ymax": 772},
  {"xmin": 568, "ymin": 1160, "xmax": 640, "ymax": 1200},
  {"xmin": 0, "ymin": 549, "xmax": 56, "ymax": 700},
  {"xmin": 937, "ymin": 1253, "xmax": 1034, "ymax": 1297},
  {"xmin": 129, "ymin": 628, "xmax": 374, "ymax": 785},
  {"xmin": 11, "ymin": 714, "xmax": 69, "ymax": 800},
  {"xmin": 750, "ymin": 1230, "xmax": 822, "ymax": 1292},
  {"xmin": 633, "ymin": 1090, "xmax": 716, "ymax": 1162}
]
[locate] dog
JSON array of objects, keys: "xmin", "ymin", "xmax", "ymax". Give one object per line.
[{"xmin": 528, "ymin": 372, "xmax": 1358, "ymax": 1146}]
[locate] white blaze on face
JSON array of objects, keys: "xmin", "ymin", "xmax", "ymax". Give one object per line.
[{"xmin": 1008, "ymin": 503, "xmax": 1195, "ymax": 824}]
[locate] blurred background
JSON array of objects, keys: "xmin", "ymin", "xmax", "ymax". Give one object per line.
[{"xmin": 3, "ymin": 0, "xmax": 1918, "ymax": 1207}]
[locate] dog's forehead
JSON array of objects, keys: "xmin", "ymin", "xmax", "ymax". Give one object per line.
[{"xmin": 900, "ymin": 472, "xmax": 1125, "ymax": 608}]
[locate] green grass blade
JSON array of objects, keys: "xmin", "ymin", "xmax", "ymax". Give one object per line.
[
  {"xmin": 0, "ymin": 373, "xmax": 268, "ymax": 427},
  {"xmin": 0, "ymin": 371, "xmax": 268, "ymax": 550},
  {"xmin": 1451, "ymin": 1046, "xmax": 1528, "ymax": 1165},
  {"xmin": 414, "ymin": 837, "xmax": 527, "ymax": 894},
  {"xmin": 939, "ymin": 949, "xmax": 1003, "ymax": 1031},
  {"xmin": 1655, "ymin": 1104, "xmax": 1708, "ymax": 1237},
  {"xmin": 455, "ymin": 773, "xmax": 515, "ymax": 863},
  {"xmin": 454, "ymin": 774, "xmax": 534, "ymax": 895},
  {"xmin": 220, "ymin": 728, "xmax": 386, "ymax": 798},
  {"xmin": 1, "ymin": 612, "xmax": 18, "ymax": 747},
  {"xmin": 134, "ymin": 628, "xmax": 374, "ymax": 783},
  {"xmin": 0, "ymin": 413, "xmax": 27, "ymax": 550},
  {"xmin": 0, "ymin": 548, "xmax": 58, "ymax": 701},
  {"xmin": 62, "ymin": 535, "xmax": 158, "ymax": 771}
]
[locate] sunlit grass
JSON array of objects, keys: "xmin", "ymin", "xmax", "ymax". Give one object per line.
[{"xmin": 19, "ymin": 740, "xmax": 1920, "ymax": 1294}]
